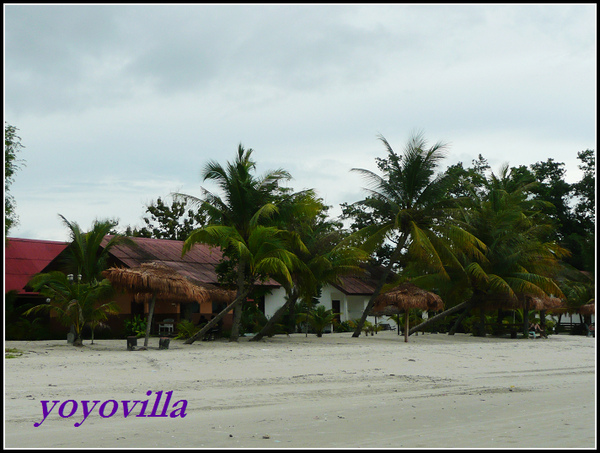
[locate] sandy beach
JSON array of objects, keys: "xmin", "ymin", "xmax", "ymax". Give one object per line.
[{"xmin": 4, "ymin": 331, "xmax": 596, "ymax": 449}]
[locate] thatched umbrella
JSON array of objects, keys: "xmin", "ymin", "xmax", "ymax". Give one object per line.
[
  {"xmin": 370, "ymin": 282, "xmax": 444, "ymax": 343},
  {"xmin": 102, "ymin": 262, "xmax": 210, "ymax": 347},
  {"xmin": 577, "ymin": 303, "xmax": 595, "ymax": 316}
]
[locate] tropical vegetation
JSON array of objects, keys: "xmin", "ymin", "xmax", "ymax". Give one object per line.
[
  {"xmin": 7, "ymin": 123, "xmax": 595, "ymax": 342},
  {"xmin": 21, "ymin": 216, "xmax": 130, "ymax": 345}
]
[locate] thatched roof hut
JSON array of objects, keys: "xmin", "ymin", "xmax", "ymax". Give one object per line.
[
  {"xmin": 102, "ymin": 262, "xmax": 210, "ymax": 302},
  {"xmin": 370, "ymin": 282, "xmax": 444, "ymax": 342},
  {"xmin": 102, "ymin": 262, "xmax": 211, "ymax": 347},
  {"xmin": 577, "ymin": 303, "xmax": 595, "ymax": 316}
]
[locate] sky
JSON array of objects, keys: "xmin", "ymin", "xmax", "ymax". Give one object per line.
[{"xmin": 4, "ymin": 4, "xmax": 597, "ymax": 242}]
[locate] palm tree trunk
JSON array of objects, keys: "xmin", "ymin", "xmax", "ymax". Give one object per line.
[
  {"xmin": 408, "ymin": 300, "xmax": 470, "ymax": 336},
  {"xmin": 144, "ymin": 293, "xmax": 157, "ymax": 347},
  {"xmin": 523, "ymin": 299, "xmax": 530, "ymax": 337},
  {"xmin": 352, "ymin": 242, "xmax": 405, "ymax": 338},
  {"xmin": 477, "ymin": 309, "xmax": 486, "ymax": 337},
  {"xmin": 229, "ymin": 261, "xmax": 247, "ymax": 342},
  {"xmin": 448, "ymin": 307, "xmax": 470, "ymax": 335},
  {"xmin": 251, "ymin": 287, "xmax": 296, "ymax": 342},
  {"xmin": 184, "ymin": 289, "xmax": 250, "ymax": 344}
]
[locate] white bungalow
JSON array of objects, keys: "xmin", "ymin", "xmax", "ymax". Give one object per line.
[{"xmin": 264, "ymin": 274, "xmax": 383, "ymax": 328}]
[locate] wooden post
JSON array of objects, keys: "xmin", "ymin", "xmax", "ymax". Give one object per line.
[
  {"xmin": 144, "ymin": 293, "xmax": 157, "ymax": 347},
  {"xmin": 404, "ymin": 310, "xmax": 409, "ymax": 343}
]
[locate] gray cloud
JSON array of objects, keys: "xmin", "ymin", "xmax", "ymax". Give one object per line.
[{"xmin": 4, "ymin": 4, "xmax": 596, "ymax": 240}]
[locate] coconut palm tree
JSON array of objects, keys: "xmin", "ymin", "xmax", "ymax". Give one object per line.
[
  {"xmin": 250, "ymin": 226, "xmax": 368, "ymax": 341},
  {"xmin": 410, "ymin": 165, "xmax": 567, "ymax": 337},
  {"xmin": 182, "ymin": 224, "xmax": 304, "ymax": 343},
  {"xmin": 24, "ymin": 216, "xmax": 129, "ymax": 344},
  {"xmin": 25, "ymin": 271, "xmax": 117, "ymax": 346},
  {"xmin": 349, "ymin": 132, "xmax": 485, "ymax": 337},
  {"xmin": 177, "ymin": 144, "xmax": 297, "ymax": 341},
  {"xmin": 57, "ymin": 214, "xmax": 134, "ymax": 284},
  {"xmin": 250, "ymin": 193, "xmax": 368, "ymax": 341}
]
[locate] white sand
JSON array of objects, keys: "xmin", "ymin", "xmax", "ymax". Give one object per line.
[{"xmin": 4, "ymin": 331, "xmax": 596, "ymax": 449}]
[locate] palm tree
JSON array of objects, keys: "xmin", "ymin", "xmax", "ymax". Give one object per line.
[
  {"xmin": 410, "ymin": 165, "xmax": 567, "ymax": 337},
  {"xmin": 250, "ymin": 194, "xmax": 368, "ymax": 341},
  {"xmin": 349, "ymin": 132, "xmax": 485, "ymax": 337},
  {"xmin": 177, "ymin": 144, "xmax": 295, "ymax": 341},
  {"xmin": 24, "ymin": 216, "xmax": 129, "ymax": 344},
  {"xmin": 57, "ymin": 214, "xmax": 134, "ymax": 284},
  {"xmin": 182, "ymin": 224, "xmax": 303, "ymax": 343},
  {"xmin": 25, "ymin": 271, "xmax": 117, "ymax": 346},
  {"xmin": 304, "ymin": 305, "xmax": 340, "ymax": 337}
]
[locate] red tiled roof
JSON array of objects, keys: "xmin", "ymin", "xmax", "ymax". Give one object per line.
[{"xmin": 4, "ymin": 238, "xmax": 69, "ymax": 294}]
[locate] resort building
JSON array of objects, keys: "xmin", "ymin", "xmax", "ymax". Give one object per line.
[{"xmin": 5, "ymin": 236, "xmax": 380, "ymax": 339}]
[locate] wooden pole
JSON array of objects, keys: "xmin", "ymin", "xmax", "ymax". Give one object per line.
[
  {"xmin": 404, "ymin": 310, "xmax": 409, "ymax": 343},
  {"xmin": 144, "ymin": 293, "xmax": 157, "ymax": 347}
]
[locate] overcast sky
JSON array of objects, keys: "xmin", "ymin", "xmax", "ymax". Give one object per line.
[{"xmin": 4, "ymin": 4, "xmax": 596, "ymax": 242}]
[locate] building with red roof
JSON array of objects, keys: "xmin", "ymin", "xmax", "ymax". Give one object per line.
[
  {"xmin": 5, "ymin": 235, "xmax": 382, "ymax": 339},
  {"xmin": 5, "ymin": 238, "xmax": 69, "ymax": 295}
]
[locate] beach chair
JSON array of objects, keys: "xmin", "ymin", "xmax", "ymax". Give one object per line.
[{"xmin": 158, "ymin": 318, "xmax": 175, "ymax": 335}]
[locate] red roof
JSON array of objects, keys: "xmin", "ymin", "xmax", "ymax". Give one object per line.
[{"xmin": 4, "ymin": 238, "xmax": 69, "ymax": 294}]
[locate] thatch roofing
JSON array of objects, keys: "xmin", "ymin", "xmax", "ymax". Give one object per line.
[
  {"xmin": 577, "ymin": 303, "xmax": 595, "ymax": 316},
  {"xmin": 102, "ymin": 262, "xmax": 210, "ymax": 303},
  {"xmin": 370, "ymin": 282, "xmax": 444, "ymax": 316},
  {"xmin": 522, "ymin": 294, "xmax": 564, "ymax": 311}
]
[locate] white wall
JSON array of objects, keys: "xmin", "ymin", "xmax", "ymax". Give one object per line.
[
  {"xmin": 263, "ymin": 286, "xmax": 287, "ymax": 318},
  {"xmin": 264, "ymin": 284, "xmax": 402, "ymax": 329}
]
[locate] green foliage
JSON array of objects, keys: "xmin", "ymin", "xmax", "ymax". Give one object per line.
[
  {"xmin": 5, "ymin": 122, "xmax": 26, "ymax": 236},
  {"xmin": 174, "ymin": 319, "xmax": 201, "ymax": 339},
  {"xmin": 58, "ymin": 215, "xmax": 134, "ymax": 284},
  {"xmin": 124, "ymin": 315, "xmax": 148, "ymax": 337},
  {"xmin": 179, "ymin": 144, "xmax": 299, "ymax": 341},
  {"xmin": 5, "ymin": 348, "xmax": 24, "ymax": 359},
  {"xmin": 240, "ymin": 302, "xmax": 269, "ymax": 335},
  {"xmin": 334, "ymin": 320, "xmax": 355, "ymax": 333},
  {"xmin": 302, "ymin": 305, "xmax": 339, "ymax": 337},
  {"xmin": 25, "ymin": 272, "xmax": 118, "ymax": 345},
  {"xmin": 4, "ymin": 290, "xmax": 49, "ymax": 340},
  {"xmin": 125, "ymin": 196, "xmax": 208, "ymax": 240}
]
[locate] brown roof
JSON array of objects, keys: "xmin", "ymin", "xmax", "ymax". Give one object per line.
[
  {"xmin": 102, "ymin": 262, "xmax": 211, "ymax": 303},
  {"xmin": 332, "ymin": 275, "xmax": 377, "ymax": 295},
  {"xmin": 102, "ymin": 235, "xmax": 280, "ymax": 287},
  {"xmin": 370, "ymin": 282, "xmax": 444, "ymax": 315},
  {"xmin": 103, "ymin": 236, "xmax": 224, "ymax": 285}
]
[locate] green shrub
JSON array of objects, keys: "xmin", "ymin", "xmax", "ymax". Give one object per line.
[
  {"xmin": 124, "ymin": 315, "xmax": 147, "ymax": 337},
  {"xmin": 175, "ymin": 320, "xmax": 201, "ymax": 339}
]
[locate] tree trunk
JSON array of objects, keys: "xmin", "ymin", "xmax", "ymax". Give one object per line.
[
  {"xmin": 448, "ymin": 304, "xmax": 472, "ymax": 335},
  {"xmin": 404, "ymin": 310, "xmax": 409, "ymax": 343},
  {"xmin": 184, "ymin": 290, "xmax": 249, "ymax": 344},
  {"xmin": 476, "ymin": 308, "xmax": 486, "ymax": 337},
  {"xmin": 352, "ymin": 242, "xmax": 405, "ymax": 338},
  {"xmin": 229, "ymin": 261, "xmax": 247, "ymax": 342},
  {"xmin": 73, "ymin": 333, "xmax": 83, "ymax": 347},
  {"xmin": 251, "ymin": 288, "xmax": 296, "ymax": 342},
  {"xmin": 144, "ymin": 293, "xmax": 157, "ymax": 347},
  {"xmin": 408, "ymin": 301, "xmax": 470, "ymax": 336},
  {"xmin": 523, "ymin": 299, "xmax": 530, "ymax": 337}
]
